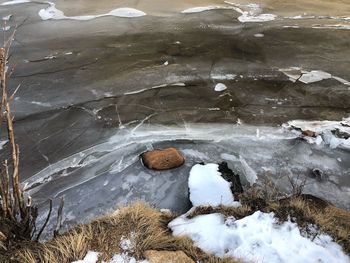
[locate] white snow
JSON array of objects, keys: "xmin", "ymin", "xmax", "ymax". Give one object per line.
[
  {"xmin": 169, "ymin": 211, "xmax": 350, "ymax": 263},
  {"xmin": 72, "ymin": 251, "xmax": 99, "ymax": 263},
  {"xmin": 214, "ymin": 83, "xmax": 227, "ymax": 92},
  {"xmin": 188, "ymin": 163, "xmax": 240, "ymax": 207},
  {"xmin": 37, "ymin": 2, "xmax": 146, "ymax": 21}
]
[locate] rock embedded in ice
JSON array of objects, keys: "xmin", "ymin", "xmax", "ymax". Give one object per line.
[
  {"xmin": 141, "ymin": 148, "xmax": 185, "ymax": 170},
  {"xmin": 144, "ymin": 250, "xmax": 194, "ymax": 263},
  {"xmin": 189, "ymin": 163, "xmax": 240, "ymax": 207},
  {"xmin": 302, "ymin": 130, "xmax": 317, "ymax": 138},
  {"xmin": 214, "ymin": 83, "xmax": 227, "ymax": 92}
]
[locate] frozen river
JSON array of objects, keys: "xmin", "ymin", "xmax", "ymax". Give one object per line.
[{"xmin": 0, "ymin": 0, "xmax": 349, "ymax": 238}]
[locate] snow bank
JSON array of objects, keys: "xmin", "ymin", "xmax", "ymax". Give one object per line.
[
  {"xmin": 169, "ymin": 211, "xmax": 350, "ymax": 263},
  {"xmin": 189, "ymin": 164, "xmax": 240, "ymax": 207}
]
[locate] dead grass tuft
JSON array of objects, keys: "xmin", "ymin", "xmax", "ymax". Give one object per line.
[{"xmin": 10, "ymin": 202, "xmax": 241, "ymax": 263}]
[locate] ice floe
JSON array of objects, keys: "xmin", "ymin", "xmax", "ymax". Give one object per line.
[
  {"xmin": 169, "ymin": 211, "xmax": 350, "ymax": 263},
  {"xmin": 279, "ymin": 67, "xmax": 350, "ymax": 85},
  {"xmin": 188, "ymin": 163, "xmax": 240, "ymax": 207},
  {"xmin": 71, "ymin": 251, "xmax": 148, "ymax": 263}
]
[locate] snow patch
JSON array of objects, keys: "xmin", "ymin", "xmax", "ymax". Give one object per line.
[
  {"xmin": 72, "ymin": 251, "xmax": 99, "ymax": 263},
  {"xmin": 37, "ymin": 2, "xmax": 146, "ymax": 21},
  {"xmin": 214, "ymin": 83, "xmax": 227, "ymax": 92},
  {"xmin": 169, "ymin": 211, "xmax": 350, "ymax": 263},
  {"xmin": 0, "ymin": 140, "xmax": 8, "ymax": 150},
  {"xmin": 188, "ymin": 163, "xmax": 240, "ymax": 207}
]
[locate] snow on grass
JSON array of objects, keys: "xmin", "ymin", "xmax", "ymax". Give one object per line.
[
  {"xmin": 189, "ymin": 163, "xmax": 240, "ymax": 207},
  {"xmin": 214, "ymin": 83, "xmax": 227, "ymax": 92},
  {"xmin": 72, "ymin": 251, "xmax": 148, "ymax": 263},
  {"xmin": 72, "ymin": 251, "xmax": 99, "ymax": 263},
  {"xmin": 169, "ymin": 211, "xmax": 350, "ymax": 263}
]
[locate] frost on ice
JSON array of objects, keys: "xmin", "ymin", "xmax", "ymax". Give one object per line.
[
  {"xmin": 188, "ymin": 163, "xmax": 240, "ymax": 207},
  {"xmin": 169, "ymin": 211, "xmax": 350, "ymax": 263}
]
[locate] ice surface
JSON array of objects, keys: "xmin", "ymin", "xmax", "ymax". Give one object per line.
[
  {"xmin": 189, "ymin": 163, "xmax": 240, "ymax": 207},
  {"xmin": 169, "ymin": 211, "xmax": 350, "ymax": 263}
]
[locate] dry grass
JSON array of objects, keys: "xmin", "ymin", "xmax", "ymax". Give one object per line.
[{"xmin": 9, "ymin": 203, "xmax": 241, "ymax": 263}]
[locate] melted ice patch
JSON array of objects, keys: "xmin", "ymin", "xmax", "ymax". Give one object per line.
[
  {"xmin": 169, "ymin": 211, "xmax": 350, "ymax": 263},
  {"xmin": 39, "ymin": 3, "xmax": 146, "ymax": 20}
]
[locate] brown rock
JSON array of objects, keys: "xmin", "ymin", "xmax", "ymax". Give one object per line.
[
  {"xmin": 141, "ymin": 148, "xmax": 184, "ymax": 170},
  {"xmin": 144, "ymin": 250, "xmax": 194, "ymax": 263},
  {"xmin": 302, "ymin": 130, "xmax": 317, "ymax": 137}
]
